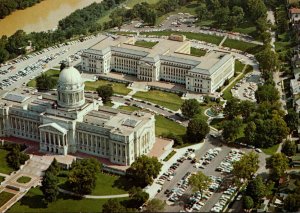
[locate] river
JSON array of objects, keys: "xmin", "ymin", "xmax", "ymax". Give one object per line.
[{"xmin": 0, "ymin": 0, "xmax": 103, "ymax": 37}]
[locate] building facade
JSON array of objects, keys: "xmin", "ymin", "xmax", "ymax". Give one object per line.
[
  {"xmin": 0, "ymin": 67, "xmax": 155, "ymax": 166},
  {"xmin": 81, "ymin": 35, "xmax": 235, "ymax": 94}
]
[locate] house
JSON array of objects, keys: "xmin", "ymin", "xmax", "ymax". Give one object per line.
[{"xmin": 289, "ymin": 8, "xmax": 300, "ymax": 23}]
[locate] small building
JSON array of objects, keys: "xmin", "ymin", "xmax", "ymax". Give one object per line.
[{"xmin": 289, "ymin": 8, "xmax": 300, "ymax": 23}]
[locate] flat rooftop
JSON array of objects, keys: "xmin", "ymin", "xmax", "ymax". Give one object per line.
[{"xmin": 89, "ymin": 35, "xmax": 232, "ymax": 72}]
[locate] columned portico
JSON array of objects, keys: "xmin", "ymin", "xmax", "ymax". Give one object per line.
[{"xmin": 39, "ymin": 123, "xmax": 68, "ymax": 155}]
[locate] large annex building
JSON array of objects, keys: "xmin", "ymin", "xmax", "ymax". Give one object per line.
[
  {"xmin": 0, "ymin": 67, "xmax": 157, "ymax": 168},
  {"xmin": 81, "ymin": 34, "xmax": 235, "ymax": 93}
]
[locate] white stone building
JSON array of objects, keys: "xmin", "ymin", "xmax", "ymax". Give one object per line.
[
  {"xmin": 0, "ymin": 67, "xmax": 157, "ymax": 167},
  {"xmin": 81, "ymin": 35, "xmax": 235, "ymax": 93}
]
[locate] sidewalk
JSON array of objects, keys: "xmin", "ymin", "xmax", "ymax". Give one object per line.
[{"xmin": 58, "ymin": 188, "xmax": 129, "ymax": 199}]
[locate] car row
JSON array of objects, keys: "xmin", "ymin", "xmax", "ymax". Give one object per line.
[
  {"xmin": 156, "ymin": 162, "xmax": 180, "ymax": 186},
  {"xmin": 194, "ymin": 148, "xmax": 221, "ymax": 169},
  {"xmin": 215, "ymin": 149, "xmax": 244, "ymax": 173},
  {"xmin": 211, "ymin": 186, "xmax": 238, "ymax": 212},
  {"xmin": 167, "ymin": 172, "xmax": 191, "ymax": 203}
]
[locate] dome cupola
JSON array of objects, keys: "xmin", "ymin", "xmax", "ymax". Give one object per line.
[{"xmin": 57, "ymin": 66, "xmax": 85, "ymax": 108}]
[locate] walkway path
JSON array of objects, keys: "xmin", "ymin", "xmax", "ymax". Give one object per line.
[
  {"xmin": 58, "ymin": 188, "xmax": 129, "ymax": 199},
  {"xmin": 0, "ymin": 173, "xmax": 9, "ymax": 178},
  {"xmin": 219, "ymin": 35, "xmax": 228, "ymax": 47}
]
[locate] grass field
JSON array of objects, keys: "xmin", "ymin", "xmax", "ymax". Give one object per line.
[
  {"xmin": 163, "ymin": 150, "xmax": 177, "ymax": 162},
  {"xmin": 262, "ymin": 144, "xmax": 280, "ymax": 156},
  {"xmin": 155, "ymin": 115, "xmax": 186, "ymax": 137},
  {"xmin": 210, "ymin": 118, "xmax": 225, "ymax": 130},
  {"xmin": 0, "ymin": 191, "xmax": 14, "ymax": 207},
  {"xmin": 8, "ymin": 187, "xmax": 126, "ymax": 212},
  {"xmin": 135, "ymin": 40, "xmax": 158, "ymax": 48},
  {"xmin": 235, "ymin": 60, "xmax": 246, "ymax": 73},
  {"xmin": 222, "ymin": 39, "xmax": 263, "ymax": 54},
  {"xmin": 125, "ymin": 0, "xmax": 160, "ymax": 8},
  {"xmin": 0, "ymin": 176, "xmax": 4, "ymax": 183},
  {"xmin": 0, "ymin": 149, "xmax": 14, "ymax": 175},
  {"xmin": 190, "ymin": 47, "xmax": 207, "ymax": 57},
  {"xmin": 27, "ymin": 69, "xmax": 60, "ymax": 88},
  {"xmin": 85, "ymin": 80, "xmax": 131, "ymax": 95},
  {"xmin": 59, "ymin": 172, "xmax": 128, "ymax": 196},
  {"xmin": 141, "ymin": 31, "xmax": 223, "ymax": 45},
  {"xmin": 118, "ymin": 105, "xmax": 140, "ymax": 112},
  {"xmin": 16, "ymin": 176, "xmax": 32, "ymax": 184},
  {"xmin": 133, "ymin": 90, "xmax": 183, "ymax": 111}
]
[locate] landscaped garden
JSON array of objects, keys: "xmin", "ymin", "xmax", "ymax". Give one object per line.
[
  {"xmin": 133, "ymin": 90, "xmax": 184, "ymax": 111},
  {"xmin": 16, "ymin": 176, "xmax": 32, "ymax": 184},
  {"xmin": 210, "ymin": 118, "xmax": 225, "ymax": 130},
  {"xmin": 85, "ymin": 80, "xmax": 131, "ymax": 96},
  {"xmin": 8, "ymin": 187, "xmax": 127, "ymax": 212},
  {"xmin": 0, "ymin": 149, "xmax": 14, "ymax": 175},
  {"xmin": 190, "ymin": 47, "xmax": 207, "ymax": 57},
  {"xmin": 27, "ymin": 69, "xmax": 60, "ymax": 88},
  {"xmin": 163, "ymin": 150, "xmax": 177, "ymax": 162},
  {"xmin": 234, "ymin": 60, "xmax": 246, "ymax": 73},
  {"xmin": 0, "ymin": 191, "xmax": 14, "ymax": 208},
  {"xmin": 261, "ymin": 144, "xmax": 280, "ymax": 156},
  {"xmin": 135, "ymin": 40, "xmax": 158, "ymax": 48}
]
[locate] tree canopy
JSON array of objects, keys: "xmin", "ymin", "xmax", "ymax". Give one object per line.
[
  {"xmin": 181, "ymin": 99, "xmax": 201, "ymax": 119},
  {"xmin": 96, "ymin": 84, "xmax": 113, "ymax": 104},
  {"xmin": 266, "ymin": 153, "xmax": 289, "ymax": 180},
  {"xmin": 281, "ymin": 140, "xmax": 297, "ymax": 157},
  {"xmin": 186, "ymin": 118, "xmax": 210, "ymax": 143},
  {"xmin": 36, "ymin": 73, "xmax": 56, "ymax": 91},
  {"xmin": 143, "ymin": 199, "xmax": 165, "ymax": 212},
  {"xmin": 222, "ymin": 117, "xmax": 243, "ymax": 142},
  {"xmin": 188, "ymin": 171, "xmax": 212, "ymax": 197},
  {"xmin": 127, "ymin": 155, "xmax": 162, "ymax": 187}
]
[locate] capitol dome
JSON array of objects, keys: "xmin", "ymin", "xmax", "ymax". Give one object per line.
[{"xmin": 57, "ymin": 66, "xmax": 85, "ymax": 108}]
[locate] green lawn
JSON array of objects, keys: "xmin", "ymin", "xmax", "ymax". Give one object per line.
[
  {"xmin": 210, "ymin": 118, "xmax": 225, "ymax": 130},
  {"xmin": 235, "ymin": 60, "xmax": 246, "ymax": 73},
  {"xmin": 118, "ymin": 105, "xmax": 140, "ymax": 112},
  {"xmin": 125, "ymin": 0, "xmax": 160, "ymax": 8},
  {"xmin": 141, "ymin": 31, "xmax": 223, "ymax": 45},
  {"xmin": 262, "ymin": 144, "xmax": 280, "ymax": 155},
  {"xmin": 104, "ymin": 101, "xmax": 114, "ymax": 107},
  {"xmin": 0, "ymin": 191, "xmax": 14, "ymax": 207},
  {"xmin": 0, "ymin": 149, "xmax": 14, "ymax": 175},
  {"xmin": 59, "ymin": 172, "xmax": 128, "ymax": 196},
  {"xmin": 163, "ymin": 150, "xmax": 177, "ymax": 162},
  {"xmin": 8, "ymin": 187, "xmax": 127, "ymax": 212},
  {"xmin": 190, "ymin": 47, "xmax": 207, "ymax": 57},
  {"xmin": 133, "ymin": 90, "xmax": 183, "ymax": 111},
  {"xmin": 85, "ymin": 80, "xmax": 131, "ymax": 95},
  {"xmin": 135, "ymin": 40, "xmax": 158, "ymax": 48},
  {"xmin": 16, "ymin": 176, "xmax": 31, "ymax": 184},
  {"xmin": 232, "ymin": 21, "xmax": 257, "ymax": 36},
  {"xmin": 155, "ymin": 115, "xmax": 186, "ymax": 137},
  {"xmin": 222, "ymin": 39, "xmax": 263, "ymax": 54},
  {"xmin": 27, "ymin": 69, "xmax": 60, "ymax": 88},
  {"xmin": 0, "ymin": 176, "xmax": 4, "ymax": 183}
]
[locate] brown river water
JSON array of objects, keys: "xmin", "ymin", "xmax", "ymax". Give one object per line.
[{"xmin": 0, "ymin": 0, "xmax": 103, "ymax": 37}]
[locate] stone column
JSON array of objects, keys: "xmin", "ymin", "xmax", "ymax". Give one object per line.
[{"xmin": 58, "ymin": 134, "xmax": 61, "ymax": 147}]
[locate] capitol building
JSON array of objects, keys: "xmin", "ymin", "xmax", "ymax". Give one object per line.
[{"xmin": 0, "ymin": 66, "xmax": 159, "ymax": 169}]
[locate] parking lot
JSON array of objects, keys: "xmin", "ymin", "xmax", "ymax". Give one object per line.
[
  {"xmin": 232, "ymin": 70, "xmax": 263, "ymax": 102},
  {"xmin": 152, "ymin": 134, "xmax": 268, "ymax": 213}
]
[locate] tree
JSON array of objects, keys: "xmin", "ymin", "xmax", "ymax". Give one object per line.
[
  {"xmin": 281, "ymin": 140, "xmax": 297, "ymax": 157},
  {"xmin": 68, "ymin": 158, "xmax": 101, "ymax": 195},
  {"xmin": 266, "ymin": 153, "xmax": 289, "ymax": 180},
  {"xmin": 246, "ymin": 176, "xmax": 273, "ymax": 203},
  {"xmin": 186, "ymin": 118, "xmax": 210, "ymax": 143},
  {"xmin": 222, "ymin": 117, "xmax": 243, "ymax": 142},
  {"xmin": 6, "ymin": 145, "xmax": 29, "ymax": 170},
  {"xmin": 284, "ymin": 109, "xmax": 299, "ymax": 133},
  {"xmin": 60, "ymin": 62, "xmax": 66, "ymax": 71},
  {"xmin": 284, "ymin": 194, "xmax": 300, "ymax": 212},
  {"xmin": 127, "ymin": 155, "xmax": 162, "ymax": 187},
  {"xmin": 214, "ymin": 7, "xmax": 230, "ymax": 26},
  {"xmin": 244, "ymin": 121, "xmax": 256, "ymax": 145},
  {"xmin": 239, "ymin": 100, "xmax": 255, "ymax": 120},
  {"xmin": 128, "ymin": 187, "xmax": 149, "ymax": 208},
  {"xmin": 233, "ymin": 151, "xmax": 259, "ymax": 183},
  {"xmin": 196, "ymin": 4, "xmax": 208, "ymax": 21},
  {"xmin": 255, "ymin": 47, "xmax": 279, "ymax": 73},
  {"xmin": 36, "ymin": 73, "xmax": 56, "ymax": 91},
  {"xmin": 243, "ymin": 196, "xmax": 254, "ymax": 211},
  {"xmin": 246, "ymin": 0, "xmax": 267, "ymax": 21},
  {"xmin": 181, "ymin": 99, "xmax": 201, "ymax": 119},
  {"xmin": 189, "ymin": 171, "xmax": 211, "ymax": 198},
  {"xmin": 255, "ymin": 84, "xmax": 280, "ymax": 104},
  {"xmin": 223, "ymin": 98, "xmax": 239, "ymax": 119},
  {"xmin": 102, "ymin": 199, "xmax": 126, "ymax": 213},
  {"xmin": 41, "ymin": 170, "xmax": 59, "ymax": 203},
  {"xmin": 143, "ymin": 199, "xmax": 165, "ymax": 212},
  {"xmin": 96, "ymin": 84, "xmax": 113, "ymax": 104}
]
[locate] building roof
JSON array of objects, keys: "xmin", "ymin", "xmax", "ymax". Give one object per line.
[
  {"xmin": 290, "ymin": 8, "xmax": 300, "ymax": 14},
  {"xmin": 39, "ymin": 123, "xmax": 68, "ymax": 134},
  {"xmin": 58, "ymin": 66, "xmax": 83, "ymax": 85}
]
